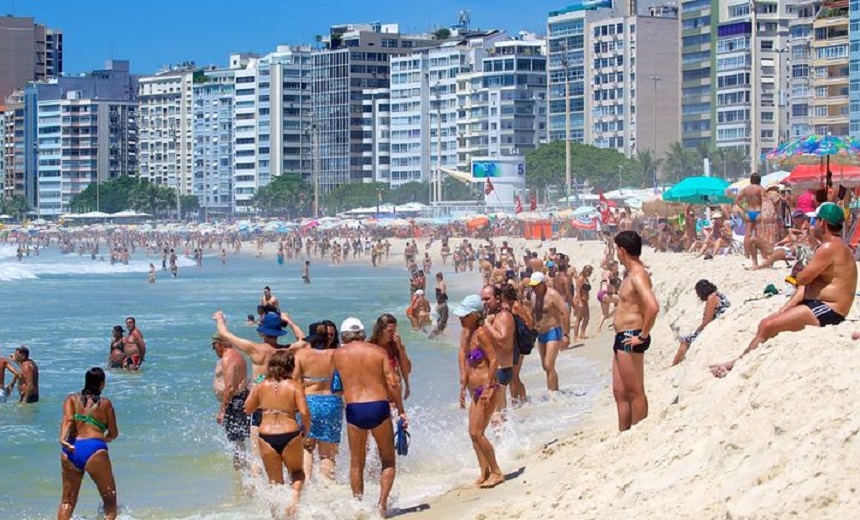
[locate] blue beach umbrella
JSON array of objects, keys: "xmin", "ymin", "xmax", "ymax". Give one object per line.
[{"xmin": 663, "ymin": 176, "xmax": 733, "ymax": 205}]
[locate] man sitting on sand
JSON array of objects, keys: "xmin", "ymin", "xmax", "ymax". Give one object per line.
[{"xmin": 711, "ymin": 203, "xmax": 857, "ymax": 377}]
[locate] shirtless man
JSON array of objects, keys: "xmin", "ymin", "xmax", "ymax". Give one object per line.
[
  {"xmin": 527, "ymin": 272, "xmax": 570, "ymax": 391},
  {"xmin": 736, "ymin": 173, "xmax": 767, "ymax": 266},
  {"xmin": 123, "ymin": 317, "xmax": 146, "ymax": 369},
  {"xmin": 527, "ymin": 252, "xmax": 544, "ymax": 275},
  {"xmin": 14, "ymin": 346, "xmax": 39, "ymax": 403},
  {"xmin": 711, "ymin": 203, "xmax": 857, "ymax": 377},
  {"xmin": 260, "ymin": 286, "xmax": 280, "ymax": 312},
  {"xmin": 554, "ymin": 254, "xmax": 574, "ymax": 311},
  {"xmin": 211, "ymin": 333, "xmax": 249, "ymax": 469},
  {"xmin": 481, "ymin": 284, "xmax": 516, "ymax": 413},
  {"xmin": 0, "ymin": 350, "xmax": 21, "ymax": 403},
  {"xmin": 332, "ymin": 318, "xmax": 407, "ymax": 518},
  {"xmin": 611, "ymin": 231, "xmax": 659, "ymax": 431}
]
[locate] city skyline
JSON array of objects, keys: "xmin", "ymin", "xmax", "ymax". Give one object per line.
[{"xmin": 4, "ymin": 0, "xmax": 562, "ymax": 73}]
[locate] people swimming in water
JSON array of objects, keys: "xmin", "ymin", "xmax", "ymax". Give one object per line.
[{"xmin": 58, "ymin": 367, "xmax": 119, "ymax": 520}]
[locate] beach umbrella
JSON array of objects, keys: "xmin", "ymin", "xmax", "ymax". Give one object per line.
[
  {"xmin": 766, "ymin": 135, "xmax": 860, "ymax": 161},
  {"xmin": 785, "ymin": 163, "xmax": 860, "ymax": 188},
  {"xmin": 466, "ymin": 215, "xmax": 490, "ymax": 230},
  {"xmin": 726, "ymin": 170, "xmax": 790, "ymax": 194},
  {"xmin": 663, "ymin": 176, "xmax": 732, "ymax": 205}
]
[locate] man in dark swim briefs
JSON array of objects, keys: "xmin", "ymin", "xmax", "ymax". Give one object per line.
[
  {"xmin": 711, "ymin": 203, "xmax": 857, "ymax": 377},
  {"xmin": 332, "ymin": 317, "xmax": 408, "ymax": 518},
  {"xmin": 481, "ymin": 284, "xmax": 516, "ymax": 414}
]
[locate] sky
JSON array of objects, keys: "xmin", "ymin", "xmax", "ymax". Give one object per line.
[{"xmin": 5, "ymin": 0, "xmax": 568, "ymax": 74}]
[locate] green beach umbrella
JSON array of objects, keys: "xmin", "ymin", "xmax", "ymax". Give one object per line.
[{"xmin": 663, "ymin": 176, "xmax": 733, "ymax": 205}]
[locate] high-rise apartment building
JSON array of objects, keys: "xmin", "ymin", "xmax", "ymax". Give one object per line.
[
  {"xmin": 232, "ymin": 47, "xmax": 311, "ymax": 212},
  {"xmin": 192, "ymin": 67, "xmax": 236, "ymax": 216},
  {"xmin": 547, "ymin": 6, "xmax": 594, "ymax": 144},
  {"xmin": 680, "ymin": 0, "xmax": 713, "ymax": 149},
  {"xmin": 0, "ymin": 16, "xmax": 63, "ymax": 100},
  {"xmin": 811, "ymin": 3, "xmax": 850, "ymax": 136},
  {"xmin": 358, "ymin": 88, "xmax": 392, "ymax": 186},
  {"xmin": 2, "ymin": 92, "xmax": 24, "ymax": 200},
  {"xmin": 587, "ymin": 8, "xmax": 680, "ymax": 158},
  {"xmin": 312, "ymin": 23, "xmax": 433, "ymax": 190},
  {"xmin": 32, "ymin": 60, "xmax": 138, "ymax": 215},
  {"xmin": 789, "ymin": 1, "xmax": 817, "ymax": 139},
  {"xmin": 389, "ymin": 32, "xmax": 505, "ymax": 187},
  {"xmin": 138, "ymin": 65, "xmax": 198, "ymax": 196},
  {"xmin": 0, "ymin": 109, "xmax": 4, "ymax": 198},
  {"xmin": 850, "ymin": 0, "xmax": 860, "ymax": 136},
  {"xmin": 457, "ymin": 39, "xmax": 548, "ymax": 168}
]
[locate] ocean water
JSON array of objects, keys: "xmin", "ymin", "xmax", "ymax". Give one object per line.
[{"xmin": 0, "ymin": 244, "xmax": 603, "ymax": 519}]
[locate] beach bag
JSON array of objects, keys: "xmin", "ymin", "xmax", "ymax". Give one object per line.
[{"xmin": 513, "ymin": 314, "xmax": 537, "ymax": 356}]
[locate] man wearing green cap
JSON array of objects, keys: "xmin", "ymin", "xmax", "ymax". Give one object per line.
[{"xmin": 712, "ymin": 202, "xmax": 856, "ymax": 377}]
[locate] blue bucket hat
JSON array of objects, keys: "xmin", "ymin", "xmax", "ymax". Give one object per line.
[{"xmin": 256, "ymin": 312, "xmax": 286, "ymax": 337}]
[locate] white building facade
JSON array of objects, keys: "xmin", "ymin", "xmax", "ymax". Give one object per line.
[{"xmin": 192, "ymin": 68, "xmax": 236, "ymax": 216}]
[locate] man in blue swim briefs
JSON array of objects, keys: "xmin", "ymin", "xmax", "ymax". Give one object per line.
[
  {"xmin": 612, "ymin": 231, "xmax": 659, "ymax": 432},
  {"xmin": 526, "ymin": 271, "xmax": 570, "ymax": 392},
  {"xmin": 735, "ymin": 173, "xmax": 767, "ymax": 268},
  {"xmin": 711, "ymin": 202, "xmax": 857, "ymax": 378},
  {"xmin": 332, "ymin": 317, "xmax": 408, "ymax": 518}
]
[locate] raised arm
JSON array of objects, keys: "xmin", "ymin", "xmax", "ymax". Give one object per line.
[
  {"xmin": 280, "ymin": 312, "xmax": 305, "ymax": 340},
  {"xmin": 213, "ymin": 311, "xmax": 266, "ymax": 364}
]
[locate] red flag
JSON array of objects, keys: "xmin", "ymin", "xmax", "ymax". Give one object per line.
[
  {"xmin": 485, "ymin": 178, "xmax": 494, "ymax": 195},
  {"xmin": 529, "ymin": 192, "xmax": 537, "ymax": 211},
  {"xmin": 599, "ymin": 191, "xmax": 609, "ymax": 208},
  {"xmin": 514, "ymin": 194, "xmax": 523, "ymax": 214}
]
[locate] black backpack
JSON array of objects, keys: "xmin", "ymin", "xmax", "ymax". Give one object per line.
[{"xmin": 513, "ymin": 313, "xmax": 537, "ymax": 356}]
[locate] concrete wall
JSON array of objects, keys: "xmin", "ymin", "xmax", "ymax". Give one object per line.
[{"xmin": 635, "ymin": 16, "xmax": 681, "ymax": 159}]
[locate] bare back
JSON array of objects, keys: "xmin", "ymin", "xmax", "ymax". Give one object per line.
[
  {"xmin": 332, "ymin": 342, "xmax": 392, "ymax": 404},
  {"xmin": 294, "ymin": 348, "xmax": 335, "ymax": 395},
  {"xmin": 739, "ymin": 184, "xmax": 766, "ymax": 211},
  {"xmin": 801, "ymin": 237, "xmax": 857, "ymax": 316}
]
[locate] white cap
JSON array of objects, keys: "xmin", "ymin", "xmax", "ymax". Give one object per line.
[
  {"xmin": 340, "ymin": 317, "xmax": 365, "ymax": 333},
  {"xmin": 415, "ymin": 289, "xmax": 424, "ymax": 296},
  {"xmin": 529, "ymin": 271, "xmax": 546, "ymax": 286}
]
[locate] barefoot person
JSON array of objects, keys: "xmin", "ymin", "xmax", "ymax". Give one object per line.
[
  {"xmin": 526, "ymin": 272, "xmax": 570, "ymax": 391},
  {"xmin": 14, "ymin": 346, "xmax": 38, "ymax": 403},
  {"xmin": 293, "ymin": 322, "xmax": 342, "ymax": 481},
  {"xmin": 671, "ymin": 280, "xmax": 731, "ymax": 366},
  {"xmin": 711, "ymin": 203, "xmax": 857, "ymax": 377},
  {"xmin": 481, "ymin": 284, "xmax": 516, "ymax": 414},
  {"xmin": 332, "ymin": 318, "xmax": 408, "ymax": 518},
  {"xmin": 244, "ymin": 351, "xmax": 310, "ymax": 519},
  {"xmin": 736, "ymin": 173, "xmax": 767, "ymax": 267},
  {"xmin": 58, "ymin": 368, "xmax": 119, "ymax": 520},
  {"xmin": 454, "ymin": 294, "xmax": 505, "ymax": 489},
  {"xmin": 573, "ymin": 265, "xmax": 593, "ymax": 341},
  {"xmin": 211, "ymin": 333, "xmax": 249, "ymax": 470},
  {"xmin": 612, "ymin": 231, "xmax": 659, "ymax": 431}
]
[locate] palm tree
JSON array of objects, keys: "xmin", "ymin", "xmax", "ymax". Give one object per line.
[
  {"xmin": 662, "ymin": 141, "xmax": 700, "ymax": 182},
  {"xmin": 634, "ymin": 150, "xmax": 662, "ymax": 187},
  {"xmin": 720, "ymin": 146, "xmax": 750, "ymax": 180}
]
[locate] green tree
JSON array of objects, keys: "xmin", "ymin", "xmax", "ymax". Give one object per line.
[
  {"xmin": 388, "ymin": 181, "xmax": 429, "ymax": 205},
  {"xmin": 442, "ymin": 177, "xmax": 478, "ymax": 201},
  {"xmin": 322, "ymin": 182, "xmax": 388, "ymax": 215},
  {"xmin": 432, "ymin": 28, "xmax": 452, "ymax": 40},
  {"xmin": 1, "ymin": 194, "xmax": 31, "ymax": 219},
  {"xmin": 252, "ymin": 173, "xmax": 312, "ymax": 219},
  {"xmin": 633, "ymin": 150, "xmax": 662, "ymax": 187},
  {"xmin": 662, "ymin": 141, "xmax": 701, "ymax": 182},
  {"xmin": 711, "ymin": 146, "xmax": 750, "ymax": 179},
  {"xmin": 70, "ymin": 175, "xmax": 139, "ymax": 214},
  {"xmin": 525, "ymin": 141, "xmax": 637, "ymax": 195}
]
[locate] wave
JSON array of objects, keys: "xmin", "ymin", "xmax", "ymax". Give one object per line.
[{"xmin": 0, "ymin": 251, "xmax": 198, "ymax": 282}]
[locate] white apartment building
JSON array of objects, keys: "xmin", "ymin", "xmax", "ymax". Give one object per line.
[
  {"xmin": 138, "ymin": 66, "xmax": 197, "ymax": 195},
  {"xmin": 389, "ymin": 32, "xmax": 505, "ymax": 188},
  {"xmin": 359, "ymin": 88, "xmax": 391, "ymax": 185},
  {"xmin": 789, "ymin": 0, "xmax": 817, "ymax": 138},
  {"xmin": 587, "ymin": 9, "xmax": 680, "ymax": 158},
  {"xmin": 457, "ymin": 39, "xmax": 548, "ymax": 169},
  {"xmin": 0, "ymin": 111, "xmax": 5, "ymax": 198},
  {"xmin": 232, "ymin": 46, "xmax": 312, "ymax": 213},
  {"xmin": 36, "ymin": 94, "xmax": 137, "ymax": 215},
  {"xmin": 192, "ymin": 67, "xmax": 236, "ymax": 216}
]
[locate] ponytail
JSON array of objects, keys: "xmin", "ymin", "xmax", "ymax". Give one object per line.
[{"xmin": 81, "ymin": 367, "xmax": 105, "ymax": 404}]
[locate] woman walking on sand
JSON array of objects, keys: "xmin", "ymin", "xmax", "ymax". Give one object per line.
[{"xmin": 454, "ymin": 295, "xmax": 504, "ymax": 489}]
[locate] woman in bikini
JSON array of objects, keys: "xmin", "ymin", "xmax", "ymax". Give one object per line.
[
  {"xmin": 58, "ymin": 367, "xmax": 119, "ymax": 520},
  {"xmin": 107, "ymin": 326, "xmax": 125, "ymax": 369},
  {"xmin": 596, "ymin": 262, "xmax": 621, "ymax": 333},
  {"xmin": 369, "ymin": 314, "xmax": 412, "ymax": 401},
  {"xmin": 244, "ymin": 350, "xmax": 310, "ymax": 519},
  {"xmin": 454, "ymin": 295, "xmax": 504, "ymax": 489}
]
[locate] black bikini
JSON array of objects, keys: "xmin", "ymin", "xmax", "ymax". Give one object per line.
[{"xmin": 259, "ymin": 430, "xmax": 301, "ymax": 455}]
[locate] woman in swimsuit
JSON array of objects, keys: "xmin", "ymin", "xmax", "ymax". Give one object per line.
[
  {"xmin": 244, "ymin": 350, "xmax": 310, "ymax": 519},
  {"xmin": 455, "ymin": 296, "xmax": 504, "ymax": 489},
  {"xmin": 671, "ymin": 279, "xmax": 731, "ymax": 366},
  {"xmin": 369, "ymin": 314, "xmax": 412, "ymax": 401},
  {"xmin": 58, "ymin": 367, "xmax": 119, "ymax": 520},
  {"xmin": 293, "ymin": 322, "xmax": 341, "ymax": 481},
  {"xmin": 573, "ymin": 265, "xmax": 593, "ymax": 341},
  {"xmin": 501, "ymin": 283, "xmax": 532, "ymax": 405},
  {"xmin": 107, "ymin": 326, "xmax": 125, "ymax": 369},
  {"xmin": 596, "ymin": 262, "xmax": 620, "ymax": 332}
]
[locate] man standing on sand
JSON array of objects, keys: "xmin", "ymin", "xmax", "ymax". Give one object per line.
[
  {"xmin": 332, "ymin": 318, "xmax": 407, "ymax": 518},
  {"xmin": 211, "ymin": 333, "xmax": 249, "ymax": 470},
  {"xmin": 711, "ymin": 203, "xmax": 857, "ymax": 377},
  {"xmin": 481, "ymin": 284, "xmax": 516, "ymax": 413},
  {"xmin": 612, "ymin": 231, "xmax": 659, "ymax": 431},
  {"xmin": 0, "ymin": 350, "xmax": 21, "ymax": 403},
  {"xmin": 736, "ymin": 173, "xmax": 767, "ymax": 266},
  {"xmin": 13, "ymin": 346, "xmax": 39, "ymax": 403},
  {"xmin": 527, "ymin": 271, "xmax": 570, "ymax": 391}
]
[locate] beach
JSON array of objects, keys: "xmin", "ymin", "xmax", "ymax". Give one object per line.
[{"xmin": 402, "ymin": 240, "xmax": 860, "ymax": 520}]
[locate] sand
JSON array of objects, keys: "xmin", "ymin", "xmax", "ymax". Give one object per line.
[{"xmin": 388, "ymin": 237, "xmax": 860, "ymax": 520}]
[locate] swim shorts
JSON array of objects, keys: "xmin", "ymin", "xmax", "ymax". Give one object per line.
[
  {"xmin": 305, "ymin": 394, "xmax": 343, "ymax": 444},
  {"xmin": 802, "ymin": 300, "xmax": 845, "ymax": 327},
  {"xmin": 496, "ymin": 367, "xmax": 513, "ymax": 386},
  {"xmin": 224, "ymin": 390, "xmax": 250, "ymax": 442},
  {"xmin": 613, "ymin": 330, "xmax": 651, "ymax": 354}
]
